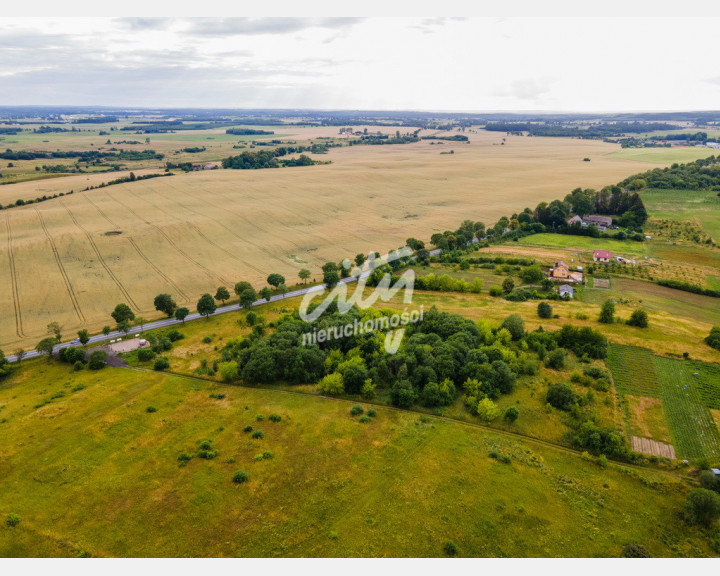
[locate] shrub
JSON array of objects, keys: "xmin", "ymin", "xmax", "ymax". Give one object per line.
[
  {"xmin": 137, "ymin": 348, "xmax": 156, "ymax": 362},
  {"xmin": 350, "ymin": 404, "xmax": 364, "ymax": 416},
  {"xmin": 254, "ymin": 454, "xmax": 264, "ymax": 462},
  {"xmin": 146, "ymin": 406, "xmax": 157, "ymax": 413},
  {"xmin": 623, "ymin": 543, "xmax": 649, "ymax": 558},
  {"xmin": 177, "ymin": 452, "xmax": 193, "ymax": 464},
  {"xmin": 233, "ymin": 470, "xmax": 249, "ymax": 484},
  {"xmin": 165, "ymin": 329, "xmax": 184, "ymax": 342},
  {"xmin": 504, "ymin": 406, "xmax": 519, "ymax": 423},
  {"xmin": 199, "ymin": 440, "xmax": 213, "ymax": 450},
  {"xmin": 269, "ymin": 414, "xmax": 281, "ymax": 422},
  {"xmin": 198, "ymin": 449, "xmax": 218, "ymax": 459},
  {"xmin": 5, "ymin": 513, "xmax": 20, "ymax": 527},
  {"xmin": 218, "ymin": 361, "xmax": 238, "ymax": 382},
  {"xmin": 488, "ymin": 285, "xmax": 502, "ymax": 297},
  {"xmin": 476, "ymin": 398, "xmax": 500, "ymax": 422},
  {"xmin": 319, "ymin": 373, "xmax": 344, "ymax": 395},
  {"xmin": 256, "ymin": 414, "xmax": 265, "ymax": 421},
  {"xmin": 489, "ymin": 449, "xmax": 499, "ymax": 459},
  {"xmin": 367, "ymin": 408, "xmax": 377, "ymax": 418},
  {"xmin": 706, "ymin": 326, "xmax": 720, "ymax": 351},
  {"xmin": 537, "ymin": 301, "xmax": 553, "ymax": 319},
  {"xmin": 500, "ymin": 454, "xmax": 512, "ymax": 464},
  {"xmin": 262, "ymin": 451, "xmax": 274, "ymax": 459},
  {"xmin": 202, "ymin": 336, "xmax": 212, "ymax": 344},
  {"xmin": 88, "ymin": 350, "xmax": 108, "ymax": 370},
  {"xmin": 501, "ymin": 314, "xmax": 525, "ymax": 340},
  {"xmin": 684, "ymin": 488, "xmax": 720, "ymax": 526},
  {"xmin": 546, "ymin": 383, "xmax": 577, "ymax": 411},
  {"xmin": 627, "ymin": 309, "xmax": 649, "ymax": 328},
  {"xmin": 153, "ymin": 357, "xmax": 170, "ymax": 371},
  {"xmin": 243, "ymin": 425, "xmax": 253, "ymax": 433},
  {"xmin": 444, "ymin": 540, "xmax": 458, "ymax": 556},
  {"xmin": 599, "ymin": 299, "xmax": 615, "ymax": 324},
  {"xmin": 73, "ymin": 360, "xmax": 84, "ymax": 371},
  {"xmin": 544, "ymin": 348, "xmax": 566, "ymax": 370},
  {"xmin": 252, "ymin": 430, "xmax": 264, "ymax": 439},
  {"xmin": 359, "ymin": 415, "xmax": 371, "ymax": 423}
]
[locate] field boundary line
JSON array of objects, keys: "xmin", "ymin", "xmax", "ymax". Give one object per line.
[
  {"xmin": 33, "ymin": 207, "xmax": 86, "ymax": 323},
  {"xmin": 4, "ymin": 211, "xmax": 25, "ymax": 337}
]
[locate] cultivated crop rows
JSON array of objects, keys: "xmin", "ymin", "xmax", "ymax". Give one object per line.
[{"xmin": 607, "ymin": 345, "xmax": 660, "ymax": 398}]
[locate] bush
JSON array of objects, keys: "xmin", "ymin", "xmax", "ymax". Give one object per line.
[
  {"xmin": 700, "ymin": 470, "xmax": 720, "ymax": 493},
  {"xmin": 599, "ymin": 299, "xmax": 615, "ymax": 324},
  {"xmin": 252, "ymin": 430, "xmax": 264, "ymax": 439},
  {"xmin": 627, "ymin": 309, "xmax": 649, "ymax": 328},
  {"xmin": 684, "ymin": 488, "xmax": 720, "ymax": 526},
  {"xmin": 359, "ymin": 415, "xmax": 371, "ymax": 423},
  {"xmin": 243, "ymin": 425, "xmax": 253, "ymax": 433},
  {"xmin": 504, "ymin": 406, "xmax": 519, "ymax": 423},
  {"xmin": 198, "ymin": 449, "xmax": 218, "ymax": 459},
  {"xmin": 500, "ymin": 454, "xmax": 512, "ymax": 464},
  {"xmin": 233, "ymin": 470, "xmax": 249, "ymax": 484},
  {"xmin": 544, "ymin": 348, "xmax": 566, "ymax": 370},
  {"xmin": 137, "ymin": 348, "xmax": 156, "ymax": 362},
  {"xmin": 73, "ymin": 360, "xmax": 84, "ymax": 371},
  {"xmin": 444, "ymin": 540, "xmax": 458, "ymax": 556},
  {"xmin": 350, "ymin": 404, "xmax": 364, "ymax": 416},
  {"xmin": 5, "ymin": 513, "xmax": 20, "ymax": 527},
  {"xmin": 501, "ymin": 314, "xmax": 525, "ymax": 340},
  {"xmin": 705, "ymin": 326, "xmax": 720, "ymax": 351},
  {"xmin": 88, "ymin": 350, "xmax": 108, "ymax": 370},
  {"xmin": 546, "ymin": 383, "xmax": 577, "ymax": 411},
  {"xmin": 262, "ymin": 451, "xmax": 274, "ymax": 459},
  {"xmin": 177, "ymin": 452, "xmax": 193, "ymax": 465},
  {"xmin": 488, "ymin": 285, "xmax": 502, "ymax": 297},
  {"xmin": 153, "ymin": 357, "xmax": 170, "ymax": 371},
  {"xmin": 537, "ymin": 301, "xmax": 553, "ymax": 319},
  {"xmin": 165, "ymin": 329, "xmax": 184, "ymax": 342},
  {"xmin": 256, "ymin": 414, "xmax": 265, "ymax": 421},
  {"xmin": 367, "ymin": 408, "xmax": 377, "ymax": 418},
  {"xmin": 269, "ymin": 414, "xmax": 281, "ymax": 422},
  {"xmin": 218, "ymin": 361, "xmax": 238, "ymax": 382},
  {"xmin": 202, "ymin": 336, "xmax": 212, "ymax": 344},
  {"xmin": 319, "ymin": 372, "xmax": 344, "ymax": 395},
  {"xmin": 622, "ymin": 543, "xmax": 649, "ymax": 558},
  {"xmin": 146, "ymin": 406, "xmax": 157, "ymax": 413}
]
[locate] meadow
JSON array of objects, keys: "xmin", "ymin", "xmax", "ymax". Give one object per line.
[
  {"xmin": 609, "ymin": 147, "xmax": 718, "ymax": 164},
  {"xmin": 0, "ymin": 361, "xmax": 714, "ymax": 558},
  {"xmin": 0, "ymin": 127, "xmax": 663, "ymax": 351}
]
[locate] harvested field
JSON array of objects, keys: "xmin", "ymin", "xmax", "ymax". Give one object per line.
[{"xmin": 631, "ymin": 436, "xmax": 676, "ymax": 459}]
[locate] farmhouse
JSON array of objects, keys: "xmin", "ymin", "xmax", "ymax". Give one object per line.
[
  {"xmin": 567, "ymin": 215, "xmax": 583, "ymax": 226},
  {"xmin": 583, "ymin": 215, "xmax": 613, "ymax": 232},
  {"xmin": 593, "ymin": 249, "xmax": 611, "ymax": 263},
  {"xmin": 549, "ymin": 261, "xmax": 569, "ymax": 280},
  {"xmin": 559, "ymin": 284, "xmax": 574, "ymax": 298}
]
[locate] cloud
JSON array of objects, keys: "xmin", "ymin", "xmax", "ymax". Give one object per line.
[{"xmin": 184, "ymin": 17, "xmax": 364, "ymax": 36}]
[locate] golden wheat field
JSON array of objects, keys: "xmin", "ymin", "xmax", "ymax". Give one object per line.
[{"xmin": 0, "ymin": 129, "xmax": 664, "ymax": 349}]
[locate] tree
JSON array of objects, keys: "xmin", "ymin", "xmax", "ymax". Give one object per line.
[
  {"xmin": 537, "ymin": 301, "xmax": 553, "ymax": 319},
  {"xmin": 267, "ymin": 273, "xmax": 285, "ymax": 288},
  {"xmin": 0, "ymin": 350, "xmax": 11, "ymax": 378},
  {"xmin": 175, "ymin": 307, "xmax": 189, "ymax": 324},
  {"xmin": 544, "ymin": 348, "xmax": 566, "ymax": 370},
  {"xmin": 502, "ymin": 277, "xmax": 515, "ymax": 294},
  {"xmin": 501, "ymin": 314, "xmax": 525, "ymax": 341},
  {"xmin": 319, "ymin": 373, "xmax": 344, "ymax": 395},
  {"xmin": 276, "ymin": 283, "xmax": 289, "ymax": 298},
  {"xmin": 599, "ymin": 299, "xmax": 615, "ymax": 324},
  {"xmin": 153, "ymin": 294, "xmax": 177, "ymax": 317},
  {"xmin": 77, "ymin": 329, "xmax": 90, "ymax": 345},
  {"xmin": 700, "ymin": 470, "xmax": 720, "ymax": 494},
  {"xmin": 390, "ymin": 380, "xmax": 417, "ymax": 408},
  {"xmin": 36, "ymin": 337, "xmax": 57, "ymax": 359},
  {"xmin": 239, "ymin": 288, "xmax": 257, "ymax": 308},
  {"xmin": 476, "ymin": 398, "xmax": 500, "ymax": 422},
  {"xmin": 88, "ymin": 350, "xmax": 108, "ymax": 370},
  {"xmin": 519, "ymin": 265, "xmax": 544, "ymax": 285},
  {"xmin": 47, "ymin": 321, "xmax": 63, "ymax": 342},
  {"xmin": 134, "ymin": 316, "xmax": 146, "ymax": 332},
  {"xmin": 343, "ymin": 363, "xmax": 369, "ymax": 395},
  {"xmin": 684, "ymin": 488, "xmax": 720, "ymax": 527},
  {"xmin": 298, "ymin": 268, "xmax": 311, "ymax": 284},
  {"xmin": 627, "ymin": 309, "xmax": 648, "ymax": 328},
  {"xmin": 354, "ymin": 253, "xmax": 366, "ymax": 266},
  {"xmin": 234, "ymin": 281, "xmax": 253, "ymax": 298},
  {"xmin": 259, "ymin": 287, "xmax": 273, "ymax": 302},
  {"xmin": 197, "ymin": 293, "xmax": 217, "ymax": 318},
  {"xmin": 102, "ymin": 326, "xmax": 111, "ymax": 336},
  {"xmin": 111, "ymin": 303, "xmax": 135, "ymax": 324},
  {"xmin": 14, "ymin": 348, "xmax": 25, "ymax": 365},
  {"xmin": 215, "ymin": 286, "xmax": 230, "ymax": 304},
  {"xmin": 322, "ymin": 262, "xmax": 339, "ymax": 288},
  {"xmin": 117, "ymin": 319, "xmax": 131, "ymax": 334},
  {"xmin": 504, "ymin": 406, "xmax": 519, "ymax": 423}
]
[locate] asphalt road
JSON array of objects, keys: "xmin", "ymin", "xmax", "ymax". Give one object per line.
[{"xmin": 6, "ymin": 249, "xmax": 441, "ymax": 363}]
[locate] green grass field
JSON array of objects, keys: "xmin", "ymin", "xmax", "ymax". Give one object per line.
[
  {"xmin": 642, "ymin": 188, "xmax": 720, "ymax": 241},
  {"xmin": 0, "ymin": 361, "xmax": 715, "ymax": 557},
  {"xmin": 607, "ymin": 345, "xmax": 660, "ymax": 398},
  {"xmin": 609, "ymin": 147, "xmax": 717, "ymax": 164},
  {"xmin": 518, "ymin": 233, "xmax": 649, "ymax": 257}
]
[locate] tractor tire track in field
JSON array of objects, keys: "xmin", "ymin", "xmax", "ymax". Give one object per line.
[
  {"xmin": 60, "ymin": 201, "xmax": 140, "ymax": 311},
  {"xmin": 107, "ymin": 191, "xmax": 230, "ymax": 288},
  {"xmin": 84, "ymin": 195, "xmax": 190, "ymax": 303},
  {"xmin": 4, "ymin": 212, "xmax": 25, "ymax": 337},
  {"xmin": 121, "ymin": 187, "xmax": 237, "ymax": 285},
  {"xmin": 34, "ymin": 208, "xmax": 86, "ymax": 323}
]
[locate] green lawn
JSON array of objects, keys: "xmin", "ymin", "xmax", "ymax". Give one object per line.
[
  {"xmin": 518, "ymin": 233, "xmax": 648, "ymax": 257},
  {"xmin": 0, "ymin": 361, "xmax": 714, "ymax": 557},
  {"xmin": 642, "ymin": 188, "xmax": 720, "ymax": 241}
]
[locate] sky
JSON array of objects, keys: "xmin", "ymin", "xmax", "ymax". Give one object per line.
[{"xmin": 1, "ymin": 16, "xmax": 720, "ymax": 112}]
